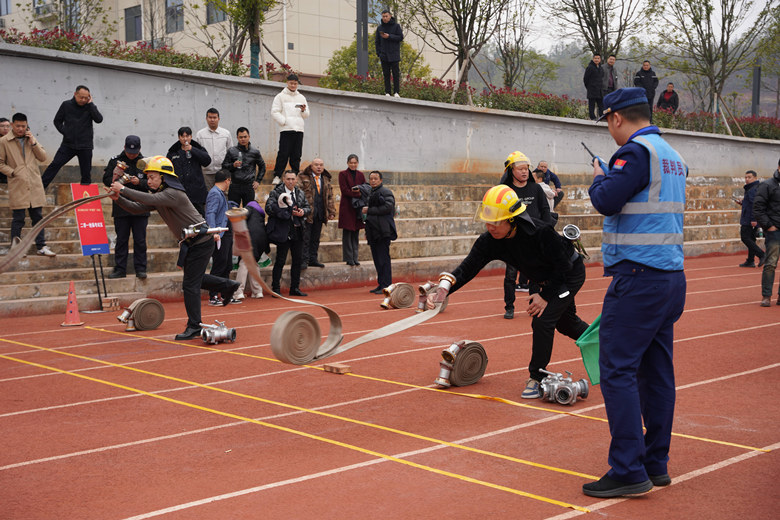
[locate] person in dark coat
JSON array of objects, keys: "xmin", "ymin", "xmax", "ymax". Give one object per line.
[
  {"xmin": 167, "ymin": 126, "xmax": 211, "ymax": 216},
  {"xmin": 41, "ymin": 85, "xmax": 103, "ymax": 187},
  {"xmin": 736, "ymin": 170, "xmax": 765, "ymax": 267},
  {"xmin": 634, "ymin": 60, "xmax": 659, "ymax": 119},
  {"xmin": 375, "ymin": 9, "xmax": 404, "ymax": 97},
  {"xmin": 362, "ymin": 171, "xmax": 397, "ymax": 293},
  {"xmin": 298, "ymin": 157, "xmax": 336, "ymax": 268},
  {"xmin": 222, "ymin": 126, "xmax": 266, "ymax": 207},
  {"xmin": 656, "ymin": 82, "xmax": 680, "ymax": 113},
  {"xmin": 753, "ymin": 159, "xmax": 780, "ymax": 307},
  {"xmin": 266, "ymin": 171, "xmax": 311, "ymax": 296},
  {"xmin": 102, "ymin": 135, "xmax": 149, "ymax": 279},
  {"xmin": 234, "ymin": 199, "xmax": 271, "ymax": 299},
  {"xmin": 338, "ymin": 154, "xmax": 366, "ymax": 266},
  {"xmin": 583, "ymin": 53, "xmax": 604, "ymax": 120}
]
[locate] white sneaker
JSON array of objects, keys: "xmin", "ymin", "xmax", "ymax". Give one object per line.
[
  {"xmin": 251, "ymin": 292, "xmax": 263, "ymax": 299},
  {"xmin": 272, "ymin": 176, "xmax": 281, "ymax": 185},
  {"xmin": 37, "ymin": 246, "xmax": 56, "ymax": 257},
  {"xmin": 385, "ymin": 93, "xmax": 391, "ymax": 97},
  {"xmin": 233, "ymin": 292, "xmax": 245, "ymax": 300},
  {"xmin": 394, "ymin": 93, "xmax": 401, "ymax": 98}
]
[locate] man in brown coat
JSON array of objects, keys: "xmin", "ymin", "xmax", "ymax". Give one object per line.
[
  {"xmin": 297, "ymin": 157, "xmax": 336, "ymax": 268},
  {"xmin": 0, "ymin": 113, "xmax": 55, "ymax": 256}
]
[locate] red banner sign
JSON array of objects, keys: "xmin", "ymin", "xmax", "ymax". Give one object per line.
[{"xmin": 70, "ymin": 184, "xmax": 110, "ymax": 256}]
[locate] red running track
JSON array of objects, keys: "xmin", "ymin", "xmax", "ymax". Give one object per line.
[{"xmin": 1, "ymin": 254, "xmax": 778, "ymax": 519}]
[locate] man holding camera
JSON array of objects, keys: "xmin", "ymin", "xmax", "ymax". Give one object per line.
[
  {"xmin": 109, "ymin": 155, "xmax": 239, "ymax": 340},
  {"xmin": 266, "ymin": 170, "xmax": 311, "ymax": 296},
  {"xmin": 585, "ymin": 87, "xmax": 687, "ymax": 498}
]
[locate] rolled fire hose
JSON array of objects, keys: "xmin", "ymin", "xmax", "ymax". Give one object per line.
[
  {"xmin": 0, "ymin": 193, "xmax": 113, "ymax": 275},
  {"xmin": 381, "ymin": 283, "xmax": 416, "ymax": 309},
  {"xmin": 130, "ymin": 298, "xmax": 165, "ymax": 330},
  {"xmin": 449, "ymin": 342, "xmax": 488, "ymax": 386},
  {"xmin": 227, "ymin": 208, "xmax": 448, "ymax": 365}
]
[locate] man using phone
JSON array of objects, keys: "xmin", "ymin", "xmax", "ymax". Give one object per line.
[
  {"xmin": 375, "ymin": 9, "xmax": 404, "ymax": 97},
  {"xmin": 0, "ymin": 113, "xmax": 55, "ymax": 256},
  {"xmin": 271, "ymin": 74, "xmax": 309, "ymax": 185}
]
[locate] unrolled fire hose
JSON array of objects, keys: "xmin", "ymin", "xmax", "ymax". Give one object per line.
[{"xmin": 227, "ymin": 208, "xmax": 452, "ymax": 365}]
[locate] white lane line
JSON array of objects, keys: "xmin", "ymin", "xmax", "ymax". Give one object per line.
[{"xmin": 543, "ymin": 441, "xmax": 780, "ymax": 520}]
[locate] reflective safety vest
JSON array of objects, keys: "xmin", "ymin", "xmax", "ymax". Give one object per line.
[{"xmin": 601, "ymin": 133, "xmax": 687, "ymax": 270}]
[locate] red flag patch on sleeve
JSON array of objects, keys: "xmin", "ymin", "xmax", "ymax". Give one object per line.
[{"xmin": 613, "ymin": 159, "xmax": 627, "ymax": 170}]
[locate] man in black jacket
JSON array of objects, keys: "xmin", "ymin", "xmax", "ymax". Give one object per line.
[
  {"xmin": 753, "ymin": 159, "xmax": 780, "ymax": 307},
  {"xmin": 634, "ymin": 61, "xmax": 659, "ymax": 120},
  {"xmin": 222, "ymin": 127, "xmax": 266, "ymax": 207},
  {"xmin": 167, "ymin": 126, "xmax": 212, "ymax": 216},
  {"xmin": 583, "ymin": 53, "xmax": 604, "ymax": 120},
  {"xmin": 656, "ymin": 82, "xmax": 680, "ymax": 113},
  {"xmin": 426, "ymin": 185, "xmax": 589, "ymax": 399},
  {"xmin": 102, "ymin": 135, "xmax": 148, "ymax": 279},
  {"xmin": 736, "ymin": 170, "xmax": 764, "ymax": 268},
  {"xmin": 42, "ymin": 85, "xmax": 103, "ymax": 187},
  {"xmin": 375, "ymin": 10, "xmax": 404, "ymax": 97},
  {"xmin": 266, "ymin": 171, "xmax": 311, "ymax": 296}
]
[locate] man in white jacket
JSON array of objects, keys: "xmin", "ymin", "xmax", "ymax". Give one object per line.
[{"xmin": 271, "ymin": 74, "xmax": 309, "ymax": 185}]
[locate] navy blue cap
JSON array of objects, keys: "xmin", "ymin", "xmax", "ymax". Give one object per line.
[
  {"xmin": 124, "ymin": 135, "xmax": 141, "ymax": 154},
  {"xmin": 596, "ymin": 87, "xmax": 648, "ymax": 122}
]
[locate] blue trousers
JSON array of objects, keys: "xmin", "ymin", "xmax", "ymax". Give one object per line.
[{"xmin": 599, "ymin": 265, "xmax": 686, "ymax": 482}]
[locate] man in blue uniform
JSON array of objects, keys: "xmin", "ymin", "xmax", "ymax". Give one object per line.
[{"xmin": 584, "ymin": 88, "xmax": 687, "ymax": 498}]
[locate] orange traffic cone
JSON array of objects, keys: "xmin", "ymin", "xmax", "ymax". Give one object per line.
[{"xmin": 61, "ymin": 280, "xmax": 85, "ymax": 327}]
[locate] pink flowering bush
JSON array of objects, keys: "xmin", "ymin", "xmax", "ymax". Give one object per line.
[{"xmin": 653, "ymin": 108, "xmax": 780, "ymax": 140}]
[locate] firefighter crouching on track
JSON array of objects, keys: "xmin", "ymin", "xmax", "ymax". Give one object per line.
[
  {"xmin": 426, "ymin": 185, "xmax": 590, "ymax": 398},
  {"xmin": 108, "ymin": 155, "xmax": 240, "ymax": 341}
]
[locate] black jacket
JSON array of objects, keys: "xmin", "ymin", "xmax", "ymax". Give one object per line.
[
  {"xmin": 740, "ymin": 179, "xmax": 760, "ymax": 226},
  {"xmin": 656, "ymin": 90, "xmax": 679, "ymax": 112},
  {"xmin": 499, "ymin": 169, "xmax": 553, "ymax": 224},
  {"xmin": 102, "ymin": 151, "xmax": 149, "ymax": 218},
  {"xmin": 450, "ymin": 215, "xmax": 578, "ymax": 303},
  {"xmin": 375, "ymin": 17, "xmax": 404, "ymax": 63},
  {"xmin": 53, "ymin": 97, "xmax": 103, "ymax": 150},
  {"xmin": 245, "ymin": 200, "xmax": 270, "ymax": 259},
  {"xmin": 753, "ymin": 170, "xmax": 780, "ymax": 231},
  {"xmin": 583, "ymin": 60, "xmax": 603, "ymax": 99},
  {"xmin": 634, "ymin": 67, "xmax": 659, "ymax": 101},
  {"xmin": 167, "ymin": 140, "xmax": 211, "ymax": 206},
  {"xmin": 222, "ymin": 144, "xmax": 266, "ymax": 184},
  {"xmin": 265, "ymin": 182, "xmax": 311, "ymax": 243},
  {"xmin": 365, "ymin": 183, "xmax": 397, "ymax": 243}
]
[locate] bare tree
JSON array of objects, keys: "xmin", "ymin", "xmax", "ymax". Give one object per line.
[
  {"xmin": 16, "ymin": 0, "xmax": 117, "ymax": 39},
  {"xmin": 143, "ymin": 0, "xmax": 170, "ymax": 49},
  {"xmin": 184, "ymin": 1, "xmax": 247, "ymax": 64},
  {"xmin": 402, "ymin": 0, "xmax": 512, "ymax": 87},
  {"xmin": 493, "ymin": 0, "xmax": 533, "ymax": 88},
  {"xmin": 545, "ymin": 0, "xmax": 654, "ymax": 56},
  {"xmin": 754, "ymin": 4, "xmax": 780, "ymax": 117},
  {"xmin": 654, "ymin": 0, "xmax": 778, "ymax": 112}
]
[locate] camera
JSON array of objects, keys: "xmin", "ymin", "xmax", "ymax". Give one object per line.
[
  {"xmin": 200, "ymin": 320, "xmax": 236, "ymax": 344},
  {"xmin": 539, "ymin": 369, "xmax": 589, "ymax": 405}
]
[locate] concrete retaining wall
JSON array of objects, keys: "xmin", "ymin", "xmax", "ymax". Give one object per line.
[{"xmin": 1, "ymin": 43, "xmax": 777, "ymax": 178}]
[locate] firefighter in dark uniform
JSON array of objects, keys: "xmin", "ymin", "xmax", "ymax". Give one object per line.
[
  {"xmin": 108, "ymin": 155, "xmax": 240, "ymax": 340},
  {"xmin": 583, "ymin": 87, "xmax": 687, "ymax": 498},
  {"xmin": 426, "ymin": 185, "xmax": 590, "ymax": 399}
]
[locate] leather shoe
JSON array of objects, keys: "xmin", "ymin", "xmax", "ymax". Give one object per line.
[
  {"xmin": 582, "ymin": 475, "xmax": 653, "ymax": 498},
  {"xmin": 300, "ymin": 263, "xmax": 308, "ymax": 270},
  {"xmin": 136, "ymin": 271, "xmax": 147, "ymax": 279},
  {"xmin": 369, "ymin": 287, "xmax": 383, "ymax": 294},
  {"xmin": 309, "ymin": 261, "xmax": 325, "ymax": 268},
  {"xmin": 221, "ymin": 281, "xmax": 240, "ymax": 306},
  {"xmin": 761, "ymin": 297, "xmax": 771, "ymax": 307},
  {"xmin": 504, "ymin": 309, "xmax": 514, "ymax": 319},
  {"xmin": 108, "ymin": 270, "xmax": 126, "ymax": 279},
  {"xmin": 738, "ymin": 261, "xmax": 756, "ymax": 268},
  {"xmin": 175, "ymin": 327, "xmax": 202, "ymax": 341},
  {"xmin": 289, "ymin": 288, "xmax": 308, "ymax": 297}
]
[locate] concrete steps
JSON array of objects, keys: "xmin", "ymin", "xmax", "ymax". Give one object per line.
[{"xmin": 0, "ymin": 174, "xmax": 754, "ymax": 317}]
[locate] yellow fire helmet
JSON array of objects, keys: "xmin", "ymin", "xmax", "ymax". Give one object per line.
[
  {"xmin": 475, "ymin": 185, "xmax": 527, "ymax": 223},
  {"xmin": 143, "ymin": 155, "xmax": 177, "ymax": 177},
  {"xmin": 504, "ymin": 150, "xmax": 531, "ymax": 169}
]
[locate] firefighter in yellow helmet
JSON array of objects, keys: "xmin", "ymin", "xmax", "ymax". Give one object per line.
[
  {"xmin": 109, "ymin": 155, "xmax": 240, "ymax": 340},
  {"xmin": 428, "ymin": 185, "xmax": 590, "ymax": 399}
]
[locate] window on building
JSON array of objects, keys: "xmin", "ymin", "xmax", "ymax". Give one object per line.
[
  {"xmin": 206, "ymin": 1, "xmax": 226, "ymax": 24},
  {"xmin": 1, "ymin": 0, "xmax": 12, "ymax": 17},
  {"xmin": 165, "ymin": 0, "xmax": 183, "ymax": 33},
  {"xmin": 125, "ymin": 5, "xmax": 142, "ymax": 42}
]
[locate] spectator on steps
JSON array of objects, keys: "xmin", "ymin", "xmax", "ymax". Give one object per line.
[
  {"xmin": 0, "ymin": 113, "xmax": 54, "ymax": 257},
  {"xmin": 735, "ymin": 170, "xmax": 765, "ymax": 268},
  {"xmin": 167, "ymin": 126, "xmax": 211, "ymax": 217},
  {"xmin": 103, "ymin": 135, "xmax": 148, "ymax": 279},
  {"xmin": 338, "ymin": 154, "xmax": 366, "ymax": 266},
  {"xmin": 363, "ymin": 171, "xmax": 397, "ymax": 293},
  {"xmin": 195, "ymin": 108, "xmax": 232, "ymax": 191},
  {"xmin": 41, "ymin": 85, "xmax": 103, "ymax": 187}
]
